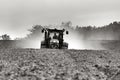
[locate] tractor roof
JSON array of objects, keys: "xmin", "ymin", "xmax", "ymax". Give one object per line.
[{"xmin": 46, "ymin": 28, "xmax": 65, "ymax": 33}]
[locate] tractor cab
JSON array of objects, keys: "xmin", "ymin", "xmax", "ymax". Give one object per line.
[{"xmin": 41, "ymin": 28, "xmax": 68, "ymax": 49}]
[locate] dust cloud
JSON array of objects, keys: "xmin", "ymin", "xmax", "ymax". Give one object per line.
[{"xmin": 20, "ymin": 22, "xmax": 106, "ymax": 50}]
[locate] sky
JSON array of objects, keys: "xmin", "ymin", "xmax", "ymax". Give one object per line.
[{"xmin": 0, "ymin": 0, "xmax": 120, "ymax": 39}]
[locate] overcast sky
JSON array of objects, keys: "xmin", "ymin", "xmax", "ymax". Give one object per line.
[{"xmin": 0, "ymin": 0, "xmax": 120, "ymax": 39}]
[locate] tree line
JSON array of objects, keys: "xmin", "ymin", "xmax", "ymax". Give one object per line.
[
  {"xmin": 75, "ymin": 21, "xmax": 120, "ymax": 40},
  {"xmin": 1, "ymin": 21, "xmax": 120, "ymax": 40},
  {"xmin": 25, "ymin": 21, "xmax": 120, "ymax": 40}
]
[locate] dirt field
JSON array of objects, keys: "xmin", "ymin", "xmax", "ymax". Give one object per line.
[{"xmin": 0, "ymin": 49, "xmax": 120, "ymax": 80}]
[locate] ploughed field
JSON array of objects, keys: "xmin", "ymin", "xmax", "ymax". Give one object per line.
[{"xmin": 0, "ymin": 49, "xmax": 120, "ymax": 80}]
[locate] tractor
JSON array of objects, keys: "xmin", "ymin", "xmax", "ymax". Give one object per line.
[{"xmin": 41, "ymin": 28, "xmax": 68, "ymax": 49}]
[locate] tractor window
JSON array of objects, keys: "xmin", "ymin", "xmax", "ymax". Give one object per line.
[
  {"xmin": 49, "ymin": 33, "xmax": 54, "ymax": 39},
  {"xmin": 53, "ymin": 33, "xmax": 59, "ymax": 39},
  {"xmin": 49, "ymin": 32, "xmax": 59, "ymax": 39}
]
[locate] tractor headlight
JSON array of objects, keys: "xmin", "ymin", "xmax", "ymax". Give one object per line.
[{"xmin": 50, "ymin": 39, "xmax": 59, "ymax": 43}]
